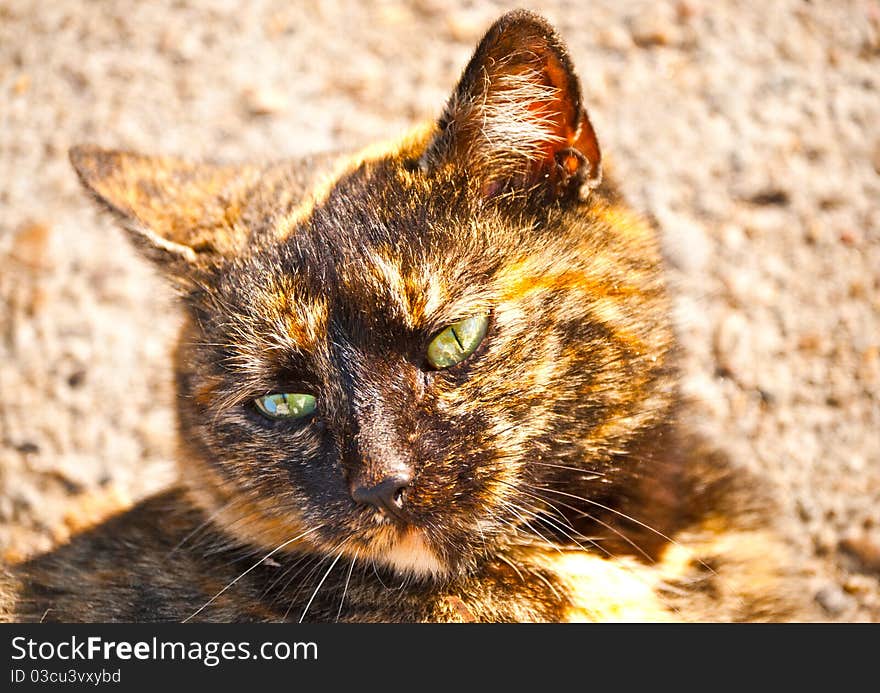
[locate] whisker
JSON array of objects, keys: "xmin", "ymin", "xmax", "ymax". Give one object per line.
[
  {"xmin": 536, "ymin": 486, "xmax": 723, "ymax": 580},
  {"xmin": 275, "ymin": 544, "xmax": 341, "ymax": 612},
  {"xmin": 262, "ymin": 549, "xmax": 321, "ymax": 598},
  {"xmin": 168, "ymin": 497, "xmax": 241, "ymax": 556},
  {"xmin": 538, "ymin": 488, "xmax": 675, "ymax": 547},
  {"xmin": 500, "ymin": 501, "xmax": 561, "ymax": 554},
  {"xmin": 504, "ymin": 498, "xmax": 605, "ymax": 559},
  {"xmin": 282, "ymin": 549, "xmax": 342, "ymax": 621},
  {"xmin": 371, "ymin": 559, "xmax": 390, "ymax": 589},
  {"xmin": 496, "ymin": 552, "xmax": 526, "ymax": 582},
  {"xmin": 528, "ymin": 566, "xmax": 562, "ymax": 601},
  {"xmin": 502, "ymin": 492, "xmax": 687, "ymax": 619},
  {"xmin": 182, "ymin": 525, "xmax": 323, "ymax": 623},
  {"xmin": 516, "ymin": 483, "xmax": 655, "ymax": 564},
  {"xmin": 299, "ymin": 548, "xmax": 346, "ymax": 623},
  {"xmin": 494, "ymin": 481, "xmax": 606, "ymax": 553},
  {"xmin": 494, "ymin": 480, "xmax": 574, "ymax": 529},
  {"xmin": 336, "ymin": 550, "xmax": 359, "ymax": 623}
]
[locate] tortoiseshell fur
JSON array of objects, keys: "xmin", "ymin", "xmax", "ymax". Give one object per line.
[{"xmin": 1, "ymin": 11, "xmax": 810, "ymax": 622}]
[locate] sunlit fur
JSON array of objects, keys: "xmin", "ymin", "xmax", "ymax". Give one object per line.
[
  {"xmin": 1, "ymin": 11, "xmax": 810, "ymax": 622},
  {"xmin": 149, "ymin": 117, "xmax": 670, "ymax": 576}
]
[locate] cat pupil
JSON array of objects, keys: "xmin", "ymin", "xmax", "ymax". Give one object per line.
[{"xmin": 427, "ymin": 314, "xmax": 489, "ymax": 369}]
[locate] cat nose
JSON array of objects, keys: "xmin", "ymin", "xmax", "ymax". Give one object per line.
[{"xmin": 350, "ymin": 473, "xmax": 411, "ymax": 519}]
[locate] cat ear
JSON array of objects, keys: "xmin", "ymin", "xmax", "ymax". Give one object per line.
[
  {"xmin": 420, "ymin": 10, "xmax": 601, "ymax": 200},
  {"xmin": 69, "ymin": 145, "xmax": 255, "ymax": 280}
]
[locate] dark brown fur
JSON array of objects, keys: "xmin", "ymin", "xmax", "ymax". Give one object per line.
[{"xmin": 1, "ymin": 11, "xmax": 812, "ymax": 622}]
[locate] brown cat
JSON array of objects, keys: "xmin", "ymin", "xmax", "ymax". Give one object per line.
[{"xmin": 1, "ymin": 10, "xmax": 810, "ymax": 622}]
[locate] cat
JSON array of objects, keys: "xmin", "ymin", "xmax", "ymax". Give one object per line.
[{"xmin": 1, "ymin": 10, "xmax": 811, "ymax": 622}]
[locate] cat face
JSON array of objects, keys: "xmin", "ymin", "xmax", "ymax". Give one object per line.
[{"xmin": 70, "ymin": 11, "xmax": 674, "ymax": 579}]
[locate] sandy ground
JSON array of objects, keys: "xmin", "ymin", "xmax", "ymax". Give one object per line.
[{"xmin": 0, "ymin": 0, "xmax": 877, "ymax": 620}]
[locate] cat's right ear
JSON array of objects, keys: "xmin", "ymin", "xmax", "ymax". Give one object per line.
[{"xmin": 69, "ymin": 145, "xmax": 255, "ymax": 283}]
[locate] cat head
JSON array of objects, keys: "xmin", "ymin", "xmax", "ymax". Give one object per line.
[{"xmin": 70, "ymin": 10, "xmax": 673, "ymax": 580}]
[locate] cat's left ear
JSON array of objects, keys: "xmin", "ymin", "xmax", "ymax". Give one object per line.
[
  {"xmin": 69, "ymin": 145, "xmax": 255, "ymax": 282},
  {"xmin": 420, "ymin": 10, "xmax": 601, "ymax": 201}
]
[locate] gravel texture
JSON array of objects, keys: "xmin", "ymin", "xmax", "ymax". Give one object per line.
[{"xmin": 1, "ymin": 0, "xmax": 877, "ymax": 620}]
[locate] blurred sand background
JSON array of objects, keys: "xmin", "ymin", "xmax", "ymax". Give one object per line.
[{"xmin": 0, "ymin": 0, "xmax": 878, "ymax": 620}]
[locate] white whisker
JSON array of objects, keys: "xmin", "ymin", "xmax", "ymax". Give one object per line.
[
  {"xmin": 336, "ymin": 550, "xmax": 359, "ymax": 623},
  {"xmin": 299, "ymin": 549, "xmax": 346, "ymax": 623},
  {"xmin": 182, "ymin": 525, "xmax": 323, "ymax": 623}
]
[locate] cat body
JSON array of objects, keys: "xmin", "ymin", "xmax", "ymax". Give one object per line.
[{"xmin": 1, "ymin": 11, "xmax": 809, "ymax": 622}]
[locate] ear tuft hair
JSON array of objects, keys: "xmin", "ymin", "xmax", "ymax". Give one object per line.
[{"xmin": 420, "ymin": 10, "xmax": 601, "ymax": 200}]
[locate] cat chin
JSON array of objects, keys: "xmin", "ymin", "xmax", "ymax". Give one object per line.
[{"xmin": 370, "ymin": 527, "xmax": 447, "ymax": 580}]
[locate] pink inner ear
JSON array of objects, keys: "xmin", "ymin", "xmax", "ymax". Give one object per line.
[
  {"xmin": 525, "ymin": 49, "xmax": 601, "ymax": 185},
  {"xmin": 481, "ymin": 41, "xmax": 601, "ymax": 197},
  {"xmin": 424, "ymin": 13, "xmax": 602, "ymax": 198},
  {"xmin": 531, "ymin": 53, "xmax": 577, "ymax": 155}
]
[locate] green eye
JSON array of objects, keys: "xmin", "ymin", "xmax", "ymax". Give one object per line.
[
  {"xmin": 427, "ymin": 314, "xmax": 489, "ymax": 369},
  {"xmin": 254, "ymin": 393, "xmax": 316, "ymax": 420}
]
